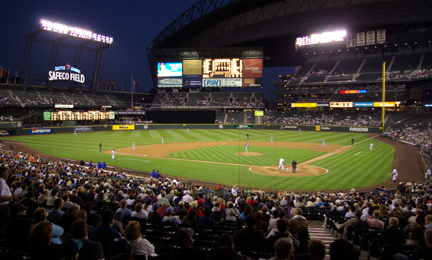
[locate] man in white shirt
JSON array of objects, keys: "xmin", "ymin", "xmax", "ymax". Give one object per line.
[
  {"xmin": 245, "ymin": 143, "xmax": 249, "ymax": 152},
  {"xmin": 426, "ymin": 168, "xmax": 431, "ymax": 179},
  {"xmin": 278, "ymin": 158, "xmax": 285, "ymax": 170},
  {"xmin": 112, "ymin": 149, "xmax": 115, "ymax": 160},
  {"xmin": 392, "ymin": 167, "xmax": 398, "ymax": 184},
  {"xmin": 182, "ymin": 193, "xmax": 193, "ymax": 204},
  {"xmin": 0, "ymin": 166, "xmax": 17, "ymax": 205},
  {"xmin": 370, "ymin": 143, "xmax": 373, "ymax": 151}
]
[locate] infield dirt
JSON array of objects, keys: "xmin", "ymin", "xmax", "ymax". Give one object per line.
[{"xmin": 110, "ymin": 141, "xmax": 351, "ymax": 177}]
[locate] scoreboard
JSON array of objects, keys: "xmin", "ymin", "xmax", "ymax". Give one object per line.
[{"xmin": 44, "ymin": 111, "xmax": 113, "ymax": 121}]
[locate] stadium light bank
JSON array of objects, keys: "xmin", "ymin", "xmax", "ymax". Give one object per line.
[
  {"xmin": 40, "ymin": 19, "xmax": 113, "ymax": 44},
  {"xmin": 296, "ymin": 30, "xmax": 347, "ymax": 47}
]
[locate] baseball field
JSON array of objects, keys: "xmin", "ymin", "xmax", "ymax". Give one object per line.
[{"xmin": 2, "ymin": 129, "xmax": 396, "ymax": 191}]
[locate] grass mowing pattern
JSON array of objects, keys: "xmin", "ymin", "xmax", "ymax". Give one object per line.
[{"xmin": 2, "ymin": 129, "xmax": 393, "ymax": 190}]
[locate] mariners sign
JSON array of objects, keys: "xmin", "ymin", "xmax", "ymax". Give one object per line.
[{"xmin": 48, "ymin": 64, "xmax": 85, "ymax": 84}]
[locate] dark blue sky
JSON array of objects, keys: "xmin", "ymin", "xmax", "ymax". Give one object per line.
[{"xmin": 0, "ymin": 0, "xmax": 293, "ymax": 94}]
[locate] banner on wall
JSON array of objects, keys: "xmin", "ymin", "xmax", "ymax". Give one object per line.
[
  {"xmin": 30, "ymin": 128, "xmax": 53, "ymax": 134},
  {"xmin": 112, "ymin": 125, "xmax": 135, "ymax": 130},
  {"xmin": 74, "ymin": 127, "xmax": 92, "ymax": 132},
  {"xmin": 242, "ymin": 59, "xmax": 263, "ymax": 78}
]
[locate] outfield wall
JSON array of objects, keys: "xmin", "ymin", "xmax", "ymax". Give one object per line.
[{"xmin": 8, "ymin": 124, "xmax": 382, "ymax": 136}]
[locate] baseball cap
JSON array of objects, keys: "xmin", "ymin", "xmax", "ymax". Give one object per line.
[
  {"xmin": 145, "ymin": 197, "xmax": 153, "ymax": 204},
  {"xmin": 11, "ymin": 203, "xmax": 29, "ymax": 215},
  {"xmin": 57, "ymin": 239, "xmax": 80, "ymax": 260},
  {"xmin": 101, "ymin": 209, "xmax": 115, "ymax": 222},
  {"xmin": 166, "ymin": 207, "xmax": 174, "ymax": 216},
  {"xmin": 152, "ymin": 203, "xmax": 160, "ymax": 211},
  {"xmin": 176, "ymin": 228, "xmax": 194, "ymax": 246}
]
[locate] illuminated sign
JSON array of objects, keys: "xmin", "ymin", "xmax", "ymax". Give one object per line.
[
  {"xmin": 291, "ymin": 103, "xmax": 317, "ymax": 108},
  {"xmin": 157, "ymin": 62, "xmax": 182, "ymax": 77},
  {"xmin": 43, "ymin": 111, "xmax": 51, "ymax": 121},
  {"xmin": 49, "ymin": 64, "xmax": 85, "ymax": 84},
  {"xmin": 203, "ymin": 58, "xmax": 242, "ymax": 78},
  {"xmin": 340, "ymin": 90, "xmax": 367, "ymax": 94},
  {"xmin": 202, "ymin": 78, "xmax": 242, "ymax": 87},
  {"xmin": 317, "ymin": 103, "xmax": 330, "ymax": 107},
  {"xmin": 183, "ymin": 60, "xmax": 202, "ymax": 76},
  {"xmin": 373, "ymin": 102, "xmax": 401, "ymax": 107},
  {"xmin": 243, "ymin": 78, "xmax": 262, "ymax": 87},
  {"xmin": 354, "ymin": 102, "xmax": 374, "ymax": 107},
  {"xmin": 40, "ymin": 19, "xmax": 113, "ymax": 44},
  {"xmin": 296, "ymin": 30, "xmax": 346, "ymax": 47},
  {"xmin": 49, "ymin": 111, "xmax": 110, "ymax": 121},
  {"xmin": 183, "ymin": 78, "xmax": 202, "ymax": 87},
  {"xmin": 158, "ymin": 78, "xmax": 182, "ymax": 88},
  {"xmin": 330, "ymin": 102, "xmax": 353, "ymax": 108},
  {"xmin": 425, "ymin": 104, "xmax": 432, "ymax": 107},
  {"xmin": 113, "ymin": 125, "xmax": 135, "ymax": 130},
  {"xmin": 242, "ymin": 59, "xmax": 263, "ymax": 78},
  {"xmin": 55, "ymin": 104, "xmax": 74, "ymax": 108},
  {"xmin": 254, "ymin": 111, "xmax": 264, "ymax": 116}
]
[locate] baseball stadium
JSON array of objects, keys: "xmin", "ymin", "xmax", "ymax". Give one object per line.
[{"xmin": 1, "ymin": 0, "xmax": 432, "ymax": 260}]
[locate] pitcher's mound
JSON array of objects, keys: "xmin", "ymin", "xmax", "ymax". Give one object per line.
[
  {"xmin": 249, "ymin": 165, "xmax": 328, "ymax": 177},
  {"xmin": 236, "ymin": 152, "xmax": 263, "ymax": 156}
]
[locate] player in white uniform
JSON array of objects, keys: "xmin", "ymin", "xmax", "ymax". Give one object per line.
[
  {"xmin": 112, "ymin": 149, "xmax": 115, "ymax": 160},
  {"xmin": 132, "ymin": 141, "xmax": 135, "ymax": 150},
  {"xmin": 187, "ymin": 128, "xmax": 189, "ymax": 133},
  {"xmin": 278, "ymin": 158, "xmax": 285, "ymax": 170},
  {"xmin": 391, "ymin": 167, "xmax": 398, "ymax": 184},
  {"xmin": 74, "ymin": 130, "xmax": 76, "ymax": 136},
  {"xmin": 162, "ymin": 137, "xmax": 164, "ymax": 144},
  {"xmin": 271, "ymin": 136, "xmax": 273, "ymax": 142},
  {"xmin": 370, "ymin": 143, "xmax": 373, "ymax": 151},
  {"xmin": 245, "ymin": 143, "xmax": 249, "ymax": 152},
  {"xmin": 299, "ymin": 129, "xmax": 301, "ymax": 134},
  {"xmin": 322, "ymin": 139, "xmax": 325, "ymax": 146}
]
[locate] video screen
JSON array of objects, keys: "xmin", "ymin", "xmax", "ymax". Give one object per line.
[{"xmin": 157, "ymin": 62, "xmax": 182, "ymax": 77}]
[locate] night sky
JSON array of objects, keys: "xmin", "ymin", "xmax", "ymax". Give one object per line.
[{"xmin": 0, "ymin": 0, "xmax": 292, "ymax": 95}]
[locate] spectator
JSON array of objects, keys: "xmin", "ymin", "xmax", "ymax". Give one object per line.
[
  {"xmin": 47, "ymin": 198, "xmax": 64, "ymax": 225},
  {"xmin": 89, "ymin": 209, "xmax": 122, "ymax": 260},
  {"xmin": 131, "ymin": 202, "xmax": 148, "ymax": 220},
  {"xmin": 232, "ymin": 215, "xmax": 266, "ymax": 248},
  {"xmin": 393, "ymin": 229, "xmax": 432, "ymax": 260},
  {"xmin": 115, "ymin": 199, "xmax": 132, "ymax": 222},
  {"xmin": 29, "ymin": 220, "xmax": 58, "ymax": 260},
  {"xmin": 162, "ymin": 207, "xmax": 181, "ymax": 224},
  {"xmin": 148, "ymin": 203, "xmax": 163, "ymax": 222},
  {"xmin": 268, "ymin": 237, "xmax": 295, "ymax": 260},
  {"xmin": 167, "ymin": 228, "xmax": 210, "ymax": 260},
  {"xmin": 124, "ymin": 221, "xmax": 155, "ymax": 256},
  {"xmin": 379, "ymin": 217, "xmax": 407, "ymax": 248},
  {"xmin": 405, "ymin": 223, "xmax": 426, "ymax": 246},
  {"xmin": 289, "ymin": 208, "xmax": 308, "ymax": 234},
  {"xmin": 72, "ymin": 219, "xmax": 103, "ymax": 260},
  {"xmin": 60, "ymin": 204, "xmax": 80, "ymax": 233},
  {"xmin": 225, "ymin": 201, "xmax": 240, "ymax": 221},
  {"xmin": 57, "ymin": 239, "xmax": 80, "ymax": 260},
  {"xmin": 366, "ymin": 210, "xmax": 384, "ymax": 229},
  {"xmin": 329, "ymin": 239, "xmax": 359, "ymax": 260},
  {"xmin": 33, "ymin": 207, "xmax": 64, "ymax": 245},
  {"xmin": 197, "ymin": 208, "xmax": 216, "ymax": 228},
  {"xmin": 4, "ymin": 203, "xmax": 33, "ymax": 251},
  {"xmin": 308, "ymin": 239, "xmax": 326, "ymax": 260},
  {"xmin": 182, "ymin": 208, "xmax": 198, "ymax": 226}
]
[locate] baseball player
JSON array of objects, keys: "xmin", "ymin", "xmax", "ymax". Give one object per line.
[
  {"xmin": 247, "ymin": 133, "xmax": 249, "ymax": 139},
  {"xmin": 370, "ymin": 143, "xmax": 373, "ymax": 151},
  {"xmin": 351, "ymin": 139, "xmax": 355, "ymax": 145},
  {"xmin": 271, "ymin": 135, "xmax": 273, "ymax": 142},
  {"xmin": 391, "ymin": 167, "xmax": 398, "ymax": 184},
  {"xmin": 132, "ymin": 141, "xmax": 135, "ymax": 150},
  {"xmin": 299, "ymin": 128, "xmax": 301, "ymax": 134},
  {"xmin": 245, "ymin": 143, "xmax": 249, "ymax": 152},
  {"xmin": 99, "ymin": 143, "xmax": 102, "ymax": 152},
  {"xmin": 112, "ymin": 149, "xmax": 115, "ymax": 160},
  {"xmin": 74, "ymin": 130, "xmax": 76, "ymax": 136},
  {"xmin": 278, "ymin": 158, "xmax": 285, "ymax": 170},
  {"xmin": 162, "ymin": 136, "xmax": 164, "ymax": 144},
  {"xmin": 322, "ymin": 139, "xmax": 325, "ymax": 146},
  {"xmin": 187, "ymin": 128, "xmax": 189, "ymax": 133}
]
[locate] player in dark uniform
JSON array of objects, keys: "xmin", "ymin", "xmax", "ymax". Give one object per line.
[
  {"xmin": 247, "ymin": 133, "xmax": 249, "ymax": 139},
  {"xmin": 292, "ymin": 160, "xmax": 297, "ymax": 173},
  {"xmin": 351, "ymin": 139, "xmax": 355, "ymax": 145},
  {"xmin": 99, "ymin": 143, "xmax": 102, "ymax": 152}
]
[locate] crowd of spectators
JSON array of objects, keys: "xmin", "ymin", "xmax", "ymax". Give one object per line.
[{"xmin": 1, "ymin": 142, "xmax": 432, "ymax": 259}]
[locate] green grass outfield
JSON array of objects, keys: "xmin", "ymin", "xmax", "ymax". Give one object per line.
[{"xmin": 2, "ymin": 129, "xmax": 394, "ymax": 191}]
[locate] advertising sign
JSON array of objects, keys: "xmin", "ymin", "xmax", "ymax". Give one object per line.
[
  {"xmin": 48, "ymin": 64, "xmax": 85, "ymax": 84},
  {"xmin": 55, "ymin": 104, "xmax": 74, "ymax": 108},
  {"xmin": 108, "ymin": 111, "xmax": 115, "ymax": 119},
  {"xmin": 254, "ymin": 111, "xmax": 264, "ymax": 116},
  {"xmin": 243, "ymin": 78, "xmax": 262, "ymax": 87},
  {"xmin": 340, "ymin": 90, "xmax": 367, "ymax": 94},
  {"xmin": 183, "ymin": 78, "xmax": 202, "ymax": 87},
  {"xmin": 157, "ymin": 62, "xmax": 182, "ymax": 77},
  {"xmin": 291, "ymin": 103, "xmax": 317, "ymax": 108},
  {"xmin": 115, "ymin": 111, "xmax": 145, "ymax": 115},
  {"xmin": 112, "ymin": 125, "xmax": 135, "ymax": 130},
  {"xmin": 234, "ymin": 125, "xmax": 253, "ymax": 129},
  {"xmin": 30, "ymin": 128, "xmax": 53, "ymax": 134},
  {"xmin": 330, "ymin": 102, "xmax": 353, "ymax": 108},
  {"xmin": 202, "ymin": 78, "xmax": 242, "ymax": 87},
  {"xmin": 43, "ymin": 111, "xmax": 51, "ymax": 121},
  {"xmin": 373, "ymin": 102, "xmax": 399, "ymax": 107},
  {"xmin": 74, "ymin": 127, "xmax": 92, "ymax": 132},
  {"xmin": 158, "ymin": 78, "xmax": 182, "ymax": 88},
  {"xmin": 242, "ymin": 59, "xmax": 263, "ymax": 78},
  {"xmin": 183, "ymin": 60, "xmax": 202, "ymax": 76},
  {"xmin": 354, "ymin": 102, "xmax": 374, "ymax": 107},
  {"xmin": 317, "ymin": 103, "xmax": 330, "ymax": 107}
]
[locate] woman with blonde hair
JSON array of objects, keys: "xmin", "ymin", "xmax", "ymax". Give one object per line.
[
  {"xmin": 38, "ymin": 189, "xmax": 49, "ymax": 205},
  {"xmin": 366, "ymin": 210, "xmax": 384, "ymax": 229},
  {"xmin": 378, "ymin": 204, "xmax": 389, "ymax": 218},
  {"xmin": 187, "ymin": 201, "xmax": 203, "ymax": 216},
  {"xmin": 125, "ymin": 221, "xmax": 155, "ymax": 256}
]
